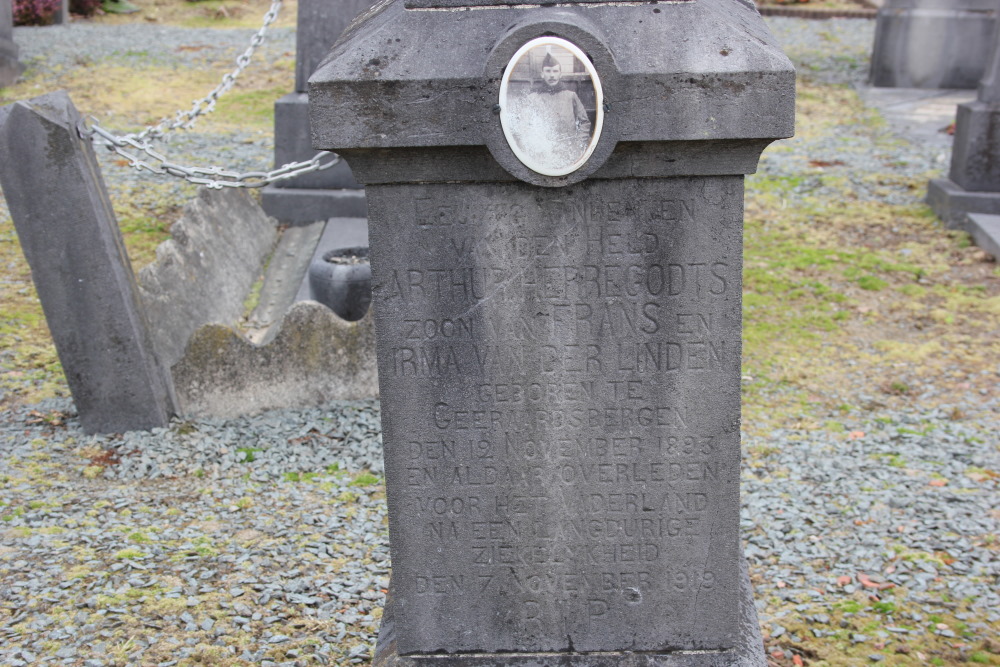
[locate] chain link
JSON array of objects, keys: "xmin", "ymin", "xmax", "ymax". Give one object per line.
[
  {"xmin": 77, "ymin": 0, "xmax": 341, "ymax": 189},
  {"xmin": 83, "ymin": 120, "xmax": 339, "ymax": 189},
  {"xmin": 128, "ymin": 0, "xmax": 284, "ymax": 144}
]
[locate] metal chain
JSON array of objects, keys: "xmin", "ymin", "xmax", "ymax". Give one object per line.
[
  {"xmin": 128, "ymin": 0, "xmax": 284, "ymax": 144},
  {"xmin": 77, "ymin": 0, "xmax": 341, "ymax": 189},
  {"xmin": 84, "ymin": 121, "xmax": 339, "ymax": 189}
]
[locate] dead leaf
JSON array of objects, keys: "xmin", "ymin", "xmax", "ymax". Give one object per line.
[
  {"xmin": 857, "ymin": 572, "xmax": 895, "ymax": 590},
  {"xmin": 928, "ymin": 479, "xmax": 948, "ymax": 487},
  {"xmin": 793, "ymin": 655, "xmax": 804, "ymax": 667},
  {"xmin": 848, "ymin": 430, "xmax": 865, "ymax": 440},
  {"xmin": 836, "ymin": 575, "xmax": 852, "ymax": 586},
  {"xmin": 809, "ymin": 159, "xmax": 845, "ymax": 168}
]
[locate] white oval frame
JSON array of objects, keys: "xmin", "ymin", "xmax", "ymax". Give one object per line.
[{"xmin": 498, "ymin": 36, "xmax": 604, "ymax": 178}]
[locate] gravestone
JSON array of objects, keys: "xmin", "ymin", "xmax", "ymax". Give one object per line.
[
  {"xmin": 0, "ymin": 91, "xmax": 176, "ymax": 433},
  {"xmin": 869, "ymin": 0, "xmax": 998, "ymax": 90},
  {"xmin": 927, "ymin": 18, "xmax": 1000, "ymax": 237},
  {"xmin": 260, "ymin": 0, "xmax": 372, "ymax": 224},
  {"xmin": 1, "ymin": 0, "xmax": 24, "ymax": 87},
  {"xmin": 311, "ymin": 0, "xmax": 794, "ymax": 663}
]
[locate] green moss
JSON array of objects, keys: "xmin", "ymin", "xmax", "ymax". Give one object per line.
[
  {"xmin": 350, "ymin": 472, "xmax": 380, "ymax": 487},
  {"xmin": 114, "ymin": 547, "xmax": 146, "ymax": 560},
  {"xmin": 857, "ymin": 275, "xmax": 888, "ymax": 291}
]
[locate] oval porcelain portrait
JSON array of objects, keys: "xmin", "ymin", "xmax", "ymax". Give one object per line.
[{"xmin": 499, "ymin": 37, "xmax": 604, "ymax": 178}]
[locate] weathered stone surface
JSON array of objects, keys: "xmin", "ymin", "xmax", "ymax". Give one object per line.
[
  {"xmin": 311, "ymin": 0, "xmax": 790, "ymax": 660},
  {"xmin": 1, "ymin": 0, "xmax": 24, "ymax": 88},
  {"xmin": 272, "ymin": 92, "xmax": 361, "ymax": 190},
  {"xmin": 138, "ymin": 187, "xmax": 278, "ymax": 369},
  {"xmin": 171, "ymin": 301, "xmax": 378, "ymax": 417},
  {"xmin": 0, "ymin": 91, "xmax": 175, "ymax": 433},
  {"xmin": 295, "ymin": 0, "xmax": 373, "ymax": 94},
  {"xmin": 311, "ymin": 2, "xmax": 795, "ymax": 160},
  {"xmin": 368, "ymin": 177, "xmax": 746, "ymax": 654},
  {"xmin": 869, "ymin": 0, "xmax": 998, "ymax": 90},
  {"xmin": 374, "ymin": 549, "xmax": 765, "ymax": 666},
  {"xmin": 248, "ymin": 220, "xmax": 327, "ymax": 338}
]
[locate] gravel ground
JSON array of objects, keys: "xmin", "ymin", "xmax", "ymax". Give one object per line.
[{"xmin": 2, "ymin": 14, "xmax": 998, "ymax": 667}]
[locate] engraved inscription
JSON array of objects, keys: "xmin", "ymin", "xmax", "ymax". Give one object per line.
[{"xmin": 375, "ymin": 178, "xmax": 743, "ymax": 653}]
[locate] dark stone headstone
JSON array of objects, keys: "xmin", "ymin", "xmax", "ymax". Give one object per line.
[
  {"xmin": 0, "ymin": 91, "xmax": 176, "ymax": 433},
  {"xmin": 928, "ymin": 18, "xmax": 1000, "ymax": 244},
  {"xmin": 870, "ymin": 0, "xmax": 998, "ymax": 90},
  {"xmin": 310, "ymin": 0, "xmax": 794, "ymax": 662},
  {"xmin": 261, "ymin": 0, "xmax": 373, "ymax": 224},
  {"xmin": 1, "ymin": 0, "xmax": 24, "ymax": 87}
]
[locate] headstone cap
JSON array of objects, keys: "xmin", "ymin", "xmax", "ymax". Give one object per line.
[{"xmin": 310, "ymin": 0, "xmax": 795, "ymax": 178}]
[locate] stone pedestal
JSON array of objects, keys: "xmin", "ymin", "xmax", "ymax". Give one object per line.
[
  {"xmin": 869, "ymin": 0, "xmax": 998, "ymax": 89},
  {"xmin": 261, "ymin": 0, "xmax": 372, "ymax": 224},
  {"xmin": 928, "ymin": 18, "xmax": 1000, "ymax": 247},
  {"xmin": 1, "ymin": 0, "xmax": 24, "ymax": 87},
  {"xmin": 311, "ymin": 0, "xmax": 793, "ymax": 662}
]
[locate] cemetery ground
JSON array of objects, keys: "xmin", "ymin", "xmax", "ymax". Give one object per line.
[{"xmin": 0, "ymin": 7, "xmax": 998, "ymax": 667}]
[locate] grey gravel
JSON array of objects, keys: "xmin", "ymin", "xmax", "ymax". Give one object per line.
[{"xmin": 1, "ymin": 12, "xmax": 998, "ymax": 667}]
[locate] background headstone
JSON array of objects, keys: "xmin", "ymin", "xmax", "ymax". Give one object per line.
[
  {"xmin": 311, "ymin": 0, "xmax": 794, "ymax": 662},
  {"xmin": 260, "ymin": 0, "xmax": 372, "ymax": 224},
  {"xmin": 1, "ymin": 0, "xmax": 24, "ymax": 87},
  {"xmin": 869, "ymin": 0, "xmax": 998, "ymax": 90},
  {"xmin": 927, "ymin": 17, "xmax": 1000, "ymax": 249},
  {"xmin": 0, "ymin": 91, "xmax": 176, "ymax": 433}
]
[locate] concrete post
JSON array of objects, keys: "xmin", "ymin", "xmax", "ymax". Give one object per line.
[
  {"xmin": 1, "ymin": 0, "xmax": 24, "ymax": 87},
  {"xmin": 0, "ymin": 91, "xmax": 176, "ymax": 433}
]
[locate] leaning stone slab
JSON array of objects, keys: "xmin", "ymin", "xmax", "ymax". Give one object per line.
[
  {"xmin": 0, "ymin": 91, "xmax": 175, "ymax": 433},
  {"xmin": 171, "ymin": 301, "xmax": 378, "ymax": 418},
  {"xmin": 138, "ymin": 187, "xmax": 278, "ymax": 370}
]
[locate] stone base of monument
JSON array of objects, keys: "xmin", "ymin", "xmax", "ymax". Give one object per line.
[
  {"xmin": 959, "ymin": 213, "xmax": 1000, "ymax": 259},
  {"xmin": 373, "ymin": 557, "xmax": 765, "ymax": 667},
  {"xmin": 261, "ymin": 93, "xmax": 369, "ymax": 225},
  {"xmin": 261, "ymin": 186, "xmax": 368, "ymax": 224},
  {"xmin": 927, "ymin": 177, "xmax": 1000, "ymax": 228}
]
